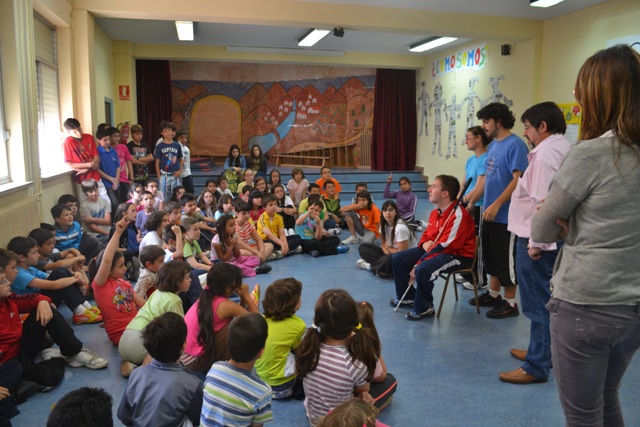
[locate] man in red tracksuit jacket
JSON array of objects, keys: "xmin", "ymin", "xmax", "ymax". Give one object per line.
[{"xmin": 390, "ymin": 175, "xmax": 476, "ymax": 320}]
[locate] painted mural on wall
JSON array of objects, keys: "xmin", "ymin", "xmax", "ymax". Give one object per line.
[
  {"xmin": 419, "ymin": 74, "xmax": 514, "ymax": 160},
  {"xmin": 171, "ymin": 75, "xmax": 375, "ymax": 165}
]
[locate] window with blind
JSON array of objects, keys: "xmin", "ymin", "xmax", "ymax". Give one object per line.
[
  {"xmin": 0, "ymin": 54, "xmax": 9, "ymax": 184},
  {"xmin": 34, "ymin": 14, "xmax": 64, "ymax": 177}
]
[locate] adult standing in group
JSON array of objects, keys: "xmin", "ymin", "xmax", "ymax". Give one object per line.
[
  {"xmin": 469, "ymin": 103, "xmax": 528, "ymax": 319},
  {"xmin": 532, "ymin": 45, "xmax": 640, "ymax": 426},
  {"xmin": 499, "ymin": 102, "xmax": 571, "ymax": 385}
]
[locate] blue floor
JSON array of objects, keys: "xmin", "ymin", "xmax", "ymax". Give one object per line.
[{"xmin": 14, "ymin": 198, "xmax": 640, "ymax": 426}]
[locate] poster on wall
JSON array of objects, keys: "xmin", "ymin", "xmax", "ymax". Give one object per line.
[
  {"xmin": 432, "ymin": 43, "xmax": 489, "ymax": 78},
  {"xmin": 558, "ymin": 102, "xmax": 581, "ymax": 143}
]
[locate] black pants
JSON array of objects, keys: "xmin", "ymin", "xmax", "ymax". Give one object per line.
[
  {"xmin": 370, "ymin": 372, "xmax": 398, "ymax": 410},
  {"xmin": 265, "ymin": 235, "xmax": 302, "ymax": 253},
  {"xmin": 79, "ymin": 233, "xmax": 106, "ymax": 262},
  {"xmin": 358, "ymin": 243, "xmax": 393, "ymax": 276},
  {"xmin": 40, "ymin": 269, "xmax": 86, "ymax": 312},
  {"xmin": 19, "ymin": 307, "xmax": 83, "ymax": 386},
  {"xmin": 0, "ymin": 360, "xmax": 22, "ymax": 420},
  {"xmin": 182, "ymin": 175, "xmax": 194, "ymax": 194},
  {"xmin": 105, "ymin": 187, "xmax": 120, "ymax": 219},
  {"xmin": 300, "ymin": 235, "xmax": 341, "ymax": 256}
]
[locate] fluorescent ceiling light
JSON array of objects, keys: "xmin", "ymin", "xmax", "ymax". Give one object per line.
[
  {"xmin": 530, "ymin": 0, "xmax": 564, "ymax": 7},
  {"xmin": 409, "ymin": 36, "xmax": 457, "ymax": 53},
  {"xmin": 175, "ymin": 21, "xmax": 194, "ymax": 41},
  {"xmin": 226, "ymin": 46, "xmax": 344, "ymax": 56},
  {"xmin": 298, "ymin": 29, "xmax": 330, "ymax": 47}
]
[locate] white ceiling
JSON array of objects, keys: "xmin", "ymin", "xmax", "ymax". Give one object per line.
[{"xmin": 94, "ymin": 0, "xmax": 608, "ymax": 56}]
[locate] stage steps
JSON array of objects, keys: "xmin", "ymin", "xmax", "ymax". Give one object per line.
[{"xmin": 189, "ymin": 158, "xmax": 427, "ymax": 201}]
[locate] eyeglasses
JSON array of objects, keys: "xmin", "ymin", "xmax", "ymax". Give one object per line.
[{"xmin": 0, "ymin": 277, "xmax": 10, "ymax": 287}]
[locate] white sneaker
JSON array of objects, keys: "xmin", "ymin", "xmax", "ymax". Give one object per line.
[
  {"xmin": 342, "ymin": 235, "xmax": 361, "ymax": 245},
  {"xmin": 356, "ymin": 259, "xmax": 371, "ymax": 271},
  {"xmin": 40, "ymin": 348, "xmax": 63, "ymax": 361},
  {"xmin": 420, "ymin": 220, "xmax": 428, "ymax": 228},
  {"xmin": 329, "ymin": 227, "xmax": 342, "ymax": 236},
  {"xmin": 455, "ymin": 274, "xmax": 465, "ymax": 283},
  {"xmin": 266, "ymin": 252, "xmax": 277, "ymax": 261},
  {"xmin": 416, "ymin": 225, "xmax": 424, "ymax": 231},
  {"xmin": 294, "ymin": 246, "xmax": 303, "ymax": 254},
  {"xmin": 288, "ymin": 228, "xmax": 295, "ymax": 236},
  {"xmin": 67, "ymin": 347, "xmax": 108, "ymax": 369}
]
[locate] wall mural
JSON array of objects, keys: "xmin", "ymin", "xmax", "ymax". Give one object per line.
[
  {"xmin": 420, "ymin": 75, "xmax": 514, "ymax": 159},
  {"xmin": 171, "ymin": 75, "xmax": 375, "ymax": 166}
]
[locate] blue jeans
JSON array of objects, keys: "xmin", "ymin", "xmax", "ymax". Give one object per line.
[
  {"xmin": 159, "ymin": 173, "xmax": 181, "ymax": 201},
  {"xmin": 515, "ymin": 237, "xmax": 559, "ymax": 380},
  {"xmin": 392, "ymin": 247, "xmax": 470, "ymax": 313},
  {"xmin": 547, "ymin": 299, "xmax": 640, "ymax": 427}
]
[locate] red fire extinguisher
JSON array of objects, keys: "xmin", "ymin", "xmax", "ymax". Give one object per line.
[{"xmin": 118, "ymin": 122, "xmax": 131, "ymax": 144}]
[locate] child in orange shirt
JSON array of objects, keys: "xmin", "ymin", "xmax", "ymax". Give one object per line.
[{"xmin": 341, "ymin": 190, "xmax": 380, "ymax": 245}]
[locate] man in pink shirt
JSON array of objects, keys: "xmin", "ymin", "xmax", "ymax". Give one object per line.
[{"xmin": 500, "ymin": 102, "xmax": 571, "ymax": 384}]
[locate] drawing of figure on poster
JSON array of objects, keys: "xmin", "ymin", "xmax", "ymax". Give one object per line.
[
  {"xmin": 460, "ymin": 77, "xmax": 481, "ymax": 144},
  {"xmin": 418, "ymin": 81, "xmax": 431, "ymax": 137},
  {"xmin": 444, "ymin": 95, "xmax": 462, "ymax": 159},
  {"xmin": 481, "ymin": 75, "xmax": 513, "ymax": 107},
  {"xmin": 430, "ymin": 82, "xmax": 445, "ymax": 156}
]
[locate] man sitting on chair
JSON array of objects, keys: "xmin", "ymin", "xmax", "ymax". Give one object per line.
[{"xmin": 390, "ymin": 175, "xmax": 476, "ymax": 320}]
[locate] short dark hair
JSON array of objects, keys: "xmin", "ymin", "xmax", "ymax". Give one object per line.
[
  {"xmin": 139, "ymin": 245, "xmax": 166, "ymax": 267},
  {"xmin": 476, "ymin": 102, "xmax": 516, "ymax": 130},
  {"xmin": 130, "ymin": 124, "xmax": 143, "ymax": 134},
  {"xmin": 158, "ymin": 121, "xmax": 175, "ymax": 133},
  {"xmin": 176, "ymin": 130, "xmax": 188, "ymax": 138},
  {"xmin": 155, "ymin": 260, "xmax": 191, "ymax": 293},
  {"xmin": 107, "ymin": 126, "xmax": 119, "ymax": 137},
  {"xmin": 261, "ymin": 193, "xmax": 277, "ymax": 207},
  {"xmin": 95, "ymin": 128, "xmax": 111, "ymax": 140},
  {"xmin": 217, "ymin": 176, "xmax": 228, "ymax": 184},
  {"xmin": 322, "ymin": 180, "xmax": 335, "ymax": 190},
  {"xmin": 142, "ymin": 312, "xmax": 187, "ymax": 363},
  {"xmin": 181, "ymin": 217, "xmax": 198, "ymax": 231},
  {"xmin": 355, "ymin": 182, "xmax": 368, "ymax": 190},
  {"xmin": 233, "ymin": 199, "xmax": 251, "ymax": 213},
  {"xmin": 40, "ymin": 223, "xmax": 56, "ymax": 233},
  {"xmin": 163, "ymin": 223, "xmax": 186, "ymax": 243},
  {"xmin": 520, "ymin": 101, "xmax": 567, "ymax": 135},
  {"xmin": 7, "ymin": 236, "xmax": 37, "ymax": 257},
  {"xmin": 228, "ymin": 313, "xmax": 268, "ymax": 363},
  {"xmin": 164, "ymin": 201, "xmax": 182, "ymax": 214},
  {"xmin": 241, "ymin": 185, "xmax": 255, "ymax": 197},
  {"xmin": 145, "ymin": 178, "xmax": 158, "ymax": 187},
  {"xmin": 307, "ymin": 194, "xmax": 322, "ymax": 205},
  {"xmin": 58, "ymin": 194, "xmax": 78, "ymax": 205},
  {"xmin": 320, "ymin": 166, "xmax": 331, "ymax": 173},
  {"xmin": 434, "ymin": 175, "xmax": 461, "ymax": 200},
  {"xmin": 179, "ymin": 194, "xmax": 197, "ymax": 207},
  {"xmin": 262, "ymin": 278, "xmax": 302, "ymax": 321},
  {"xmin": 308, "ymin": 183, "xmax": 320, "ymax": 192},
  {"xmin": 144, "ymin": 211, "xmax": 167, "ymax": 232},
  {"xmin": 80, "ymin": 178, "xmax": 99, "ymax": 194},
  {"xmin": 28, "ymin": 228, "xmax": 56, "ymax": 246},
  {"xmin": 63, "ymin": 118, "xmax": 81, "ymax": 130},
  {"xmin": 51, "ymin": 204, "xmax": 72, "ymax": 220},
  {"xmin": 0, "ymin": 248, "xmax": 18, "ymax": 270},
  {"xmin": 47, "ymin": 387, "xmax": 113, "ymax": 427}
]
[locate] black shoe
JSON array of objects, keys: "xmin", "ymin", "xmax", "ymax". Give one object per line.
[
  {"xmin": 255, "ymin": 264, "xmax": 272, "ymax": 275},
  {"xmin": 12, "ymin": 380, "xmax": 39, "ymax": 404},
  {"xmin": 469, "ymin": 291, "xmax": 502, "ymax": 307},
  {"xmin": 486, "ymin": 300, "xmax": 520, "ymax": 319}
]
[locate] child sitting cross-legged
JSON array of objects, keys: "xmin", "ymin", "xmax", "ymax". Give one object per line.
[
  {"xmin": 255, "ymin": 278, "xmax": 306, "ymax": 399},
  {"xmin": 27, "ymin": 227, "xmax": 86, "ymax": 285},
  {"xmin": 341, "ymin": 190, "xmax": 381, "ymax": 246},
  {"xmin": 296, "ymin": 289, "xmax": 381, "ymax": 426},
  {"xmin": 211, "ymin": 214, "xmax": 271, "ymax": 276},
  {"xmin": 79, "ymin": 178, "xmax": 112, "ymax": 244},
  {"xmin": 6, "ymin": 237, "xmax": 100, "ymax": 325},
  {"xmin": 233, "ymin": 199, "xmax": 276, "ymax": 262},
  {"xmin": 138, "ymin": 210, "xmax": 168, "ymax": 251},
  {"xmin": 117, "ymin": 312, "xmax": 203, "ymax": 427},
  {"xmin": 201, "ymin": 312, "xmax": 272, "ymax": 427},
  {"xmin": 118, "ymin": 260, "xmax": 192, "ymax": 375},
  {"xmin": 133, "ymin": 245, "xmax": 166, "ymax": 300},
  {"xmin": 295, "ymin": 200, "xmax": 346, "ymax": 257},
  {"xmin": 182, "ymin": 263, "xmax": 260, "ymax": 377},
  {"xmin": 182, "ymin": 217, "xmax": 214, "ymax": 272}
]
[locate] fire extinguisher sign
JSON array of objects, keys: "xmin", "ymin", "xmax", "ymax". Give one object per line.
[{"xmin": 119, "ymin": 85, "xmax": 130, "ymax": 101}]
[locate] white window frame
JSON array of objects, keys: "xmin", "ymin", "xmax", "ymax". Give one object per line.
[{"xmin": 0, "ymin": 53, "xmax": 10, "ymax": 184}]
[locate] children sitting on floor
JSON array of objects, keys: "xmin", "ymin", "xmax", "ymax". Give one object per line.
[
  {"xmin": 258, "ymin": 194, "xmax": 302, "ymax": 258},
  {"xmin": 295, "ymin": 200, "xmax": 344, "ymax": 257},
  {"xmin": 182, "ymin": 218, "xmax": 214, "ymax": 272},
  {"xmin": 233, "ymin": 199, "xmax": 276, "ymax": 262},
  {"xmin": 255, "ymin": 278, "xmax": 306, "ymax": 399},
  {"xmin": 134, "ymin": 245, "xmax": 166, "ymax": 300},
  {"xmin": 201, "ymin": 312, "xmax": 272, "ymax": 427},
  {"xmin": 144, "ymin": 179, "xmax": 164, "ymax": 211},
  {"xmin": 182, "ymin": 263, "xmax": 260, "ymax": 377},
  {"xmin": 6, "ymin": 237, "xmax": 100, "ymax": 325},
  {"xmin": 117, "ymin": 312, "xmax": 203, "ymax": 427},
  {"xmin": 341, "ymin": 190, "xmax": 381, "ymax": 246},
  {"xmin": 51, "ymin": 203, "xmax": 103, "ymax": 262},
  {"xmin": 315, "ymin": 166, "xmax": 342, "ymax": 198},
  {"xmin": 272, "ymin": 183, "xmax": 297, "ymax": 234},
  {"xmin": 138, "ymin": 211, "xmax": 168, "ymax": 251},
  {"xmin": 135, "ymin": 191, "xmax": 155, "ymax": 239}
]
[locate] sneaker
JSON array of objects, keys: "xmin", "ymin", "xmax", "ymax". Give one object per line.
[
  {"xmin": 455, "ymin": 274, "xmax": 465, "ymax": 283},
  {"xmin": 420, "ymin": 220, "xmax": 428, "ymax": 228},
  {"xmin": 336, "ymin": 245, "xmax": 349, "ymax": 254},
  {"xmin": 310, "ymin": 250, "xmax": 320, "ymax": 257},
  {"xmin": 250, "ymin": 285, "xmax": 261, "ymax": 305},
  {"xmin": 255, "ymin": 264, "xmax": 272, "ymax": 274},
  {"xmin": 486, "ymin": 300, "xmax": 520, "ymax": 319},
  {"xmin": 288, "ymin": 228, "xmax": 295, "ymax": 236},
  {"xmin": 469, "ymin": 291, "xmax": 502, "ymax": 307},
  {"xmin": 120, "ymin": 360, "xmax": 138, "ymax": 378},
  {"xmin": 294, "ymin": 246, "xmax": 303, "ymax": 254},
  {"xmin": 87, "ymin": 306, "xmax": 101, "ymax": 315},
  {"xmin": 416, "ymin": 225, "xmax": 424, "ymax": 231},
  {"xmin": 72, "ymin": 309, "xmax": 103, "ymax": 325},
  {"xmin": 67, "ymin": 347, "xmax": 108, "ymax": 369},
  {"xmin": 329, "ymin": 227, "xmax": 342, "ymax": 236},
  {"xmin": 273, "ymin": 250, "xmax": 284, "ymax": 260},
  {"xmin": 356, "ymin": 259, "xmax": 371, "ymax": 271},
  {"xmin": 342, "ymin": 235, "xmax": 361, "ymax": 245},
  {"xmin": 389, "ymin": 298, "xmax": 414, "ymax": 308},
  {"xmin": 40, "ymin": 348, "xmax": 64, "ymax": 361},
  {"xmin": 406, "ymin": 306, "xmax": 435, "ymax": 320},
  {"xmin": 462, "ymin": 281, "xmax": 488, "ymax": 291},
  {"xmin": 266, "ymin": 252, "xmax": 277, "ymax": 261}
]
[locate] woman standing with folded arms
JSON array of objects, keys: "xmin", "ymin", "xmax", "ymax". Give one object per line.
[{"xmin": 531, "ymin": 44, "xmax": 640, "ymax": 427}]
